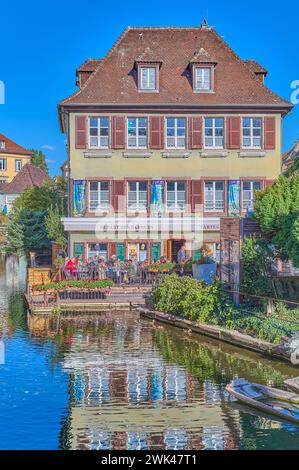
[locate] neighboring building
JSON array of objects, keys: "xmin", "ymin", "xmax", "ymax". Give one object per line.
[
  {"xmin": 61, "ymin": 160, "xmax": 69, "ymax": 179},
  {"xmin": 0, "ymin": 163, "xmax": 48, "ymax": 213},
  {"xmin": 282, "ymin": 139, "xmax": 299, "ymax": 173},
  {"xmin": 0, "ymin": 132, "xmax": 32, "ymax": 183},
  {"xmin": 58, "ymin": 23, "xmax": 292, "ymax": 262}
]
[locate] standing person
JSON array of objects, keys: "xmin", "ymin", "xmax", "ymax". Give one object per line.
[
  {"xmin": 87, "ymin": 257, "xmax": 96, "ymax": 280},
  {"xmin": 77, "ymin": 255, "xmax": 84, "ymax": 280},
  {"xmin": 98, "ymin": 258, "xmax": 107, "ymax": 280},
  {"xmin": 177, "ymin": 243, "xmax": 189, "ymax": 264}
]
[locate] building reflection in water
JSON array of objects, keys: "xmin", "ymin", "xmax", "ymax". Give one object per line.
[{"xmin": 58, "ymin": 312, "xmax": 240, "ymax": 450}]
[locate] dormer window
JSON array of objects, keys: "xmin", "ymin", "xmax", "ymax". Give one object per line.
[
  {"xmin": 0, "ymin": 140, "xmax": 5, "ymax": 150},
  {"xmin": 140, "ymin": 67, "xmax": 156, "ymax": 90},
  {"xmin": 189, "ymin": 48, "xmax": 217, "ymax": 93},
  {"xmin": 194, "ymin": 66, "xmax": 212, "ymax": 92},
  {"xmin": 138, "ymin": 65, "xmax": 159, "ymax": 92}
]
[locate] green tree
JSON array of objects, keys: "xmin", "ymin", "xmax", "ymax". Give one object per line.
[
  {"xmin": 254, "ymin": 175, "xmax": 299, "ymax": 267},
  {"xmin": 45, "ymin": 205, "xmax": 67, "ymax": 252},
  {"xmin": 240, "ymin": 237, "xmax": 277, "ymax": 297},
  {"xmin": 4, "ymin": 177, "xmax": 67, "ymax": 257},
  {"xmin": 30, "ymin": 149, "xmax": 49, "ymax": 174},
  {"xmin": 6, "ymin": 209, "xmax": 50, "ymax": 255}
]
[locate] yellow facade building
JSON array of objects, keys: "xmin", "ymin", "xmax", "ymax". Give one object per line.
[
  {"xmin": 58, "ymin": 24, "xmax": 292, "ymax": 263},
  {"xmin": 0, "ymin": 132, "xmax": 32, "ymax": 183}
]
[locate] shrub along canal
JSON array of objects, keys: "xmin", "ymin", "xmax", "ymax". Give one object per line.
[{"xmin": 1, "ymin": 256, "xmax": 299, "ymax": 450}]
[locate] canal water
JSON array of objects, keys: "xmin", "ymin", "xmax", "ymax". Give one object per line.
[{"xmin": 0, "ymin": 257, "xmax": 299, "ymax": 450}]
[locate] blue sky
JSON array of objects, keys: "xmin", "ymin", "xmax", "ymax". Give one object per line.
[{"xmin": 0, "ymin": 0, "xmax": 298, "ymax": 175}]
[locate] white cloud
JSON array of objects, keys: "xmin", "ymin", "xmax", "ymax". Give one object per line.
[
  {"xmin": 46, "ymin": 159, "xmax": 56, "ymax": 164},
  {"xmin": 42, "ymin": 144, "xmax": 55, "ymax": 151}
]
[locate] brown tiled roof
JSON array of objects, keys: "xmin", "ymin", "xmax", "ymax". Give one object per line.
[
  {"xmin": 59, "ymin": 26, "xmax": 292, "ymax": 109},
  {"xmin": 1, "ymin": 164, "xmax": 48, "ymax": 194},
  {"xmin": 135, "ymin": 47, "xmax": 162, "ymax": 64},
  {"xmin": 76, "ymin": 58, "xmax": 102, "ymax": 73},
  {"xmin": 282, "ymin": 140, "xmax": 299, "ymax": 169},
  {"xmin": 0, "ymin": 132, "xmax": 32, "ymax": 156},
  {"xmin": 189, "ymin": 48, "xmax": 217, "ymax": 64},
  {"xmin": 243, "ymin": 59, "xmax": 268, "ymax": 76}
]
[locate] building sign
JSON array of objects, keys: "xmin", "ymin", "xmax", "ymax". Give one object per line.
[{"xmin": 228, "ymin": 180, "xmax": 240, "ymax": 216}]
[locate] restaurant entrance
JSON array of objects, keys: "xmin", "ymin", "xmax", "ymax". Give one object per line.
[{"xmin": 167, "ymin": 240, "xmax": 186, "ymax": 262}]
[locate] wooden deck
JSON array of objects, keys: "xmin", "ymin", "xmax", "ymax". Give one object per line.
[{"xmin": 25, "ymin": 286, "xmax": 151, "ymax": 315}]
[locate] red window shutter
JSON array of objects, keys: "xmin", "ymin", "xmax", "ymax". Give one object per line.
[
  {"xmin": 264, "ymin": 117, "xmax": 276, "ymax": 150},
  {"xmin": 227, "ymin": 117, "xmax": 241, "ymax": 149},
  {"xmin": 191, "ymin": 180, "xmax": 203, "ymax": 212},
  {"xmin": 149, "ymin": 116, "xmax": 164, "ymax": 149},
  {"xmin": 75, "ymin": 116, "xmax": 87, "ymax": 149},
  {"xmin": 113, "ymin": 180, "xmax": 126, "ymax": 212},
  {"xmin": 109, "ymin": 243, "xmax": 116, "ymax": 257},
  {"xmin": 112, "ymin": 116, "xmax": 125, "ymax": 149},
  {"xmin": 188, "ymin": 117, "xmax": 203, "ymax": 149}
]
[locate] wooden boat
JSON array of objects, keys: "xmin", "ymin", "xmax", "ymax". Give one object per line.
[
  {"xmin": 226, "ymin": 379, "xmax": 299, "ymax": 424},
  {"xmin": 285, "ymin": 377, "xmax": 299, "ymax": 393}
]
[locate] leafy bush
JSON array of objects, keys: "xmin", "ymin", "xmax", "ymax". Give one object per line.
[
  {"xmin": 152, "ymin": 275, "xmax": 230, "ymax": 324},
  {"xmin": 147, "ymin": 263, "xmax": 177, "ymax": 272}
]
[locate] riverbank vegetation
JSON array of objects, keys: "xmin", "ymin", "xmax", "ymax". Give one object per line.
[
  {"xmin": 5, "ymin": 177, "xmax": 67, "ymax": 256},
  {"xmin": 152, "ymin": 275, "xmax": 299, "ymax": 344}
]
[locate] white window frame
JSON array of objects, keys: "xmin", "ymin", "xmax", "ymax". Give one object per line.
[
  {"xmin": 166, "ymin": 118, "xmax": 186, "ymax": 149},
  {"xmin": 127, "ymin": 181, "xmax": 148, "ymax": 211},
  {"xmin": 204, "ymin": 181, "xmax": 225, "ymax": 213},
  {"xmin": 194, "ymin": 66, "xmax": 212, "ymax": 92},
  {"xmin": 127, "ymin": 117, "xmax": 148, "ymax": 149},
  {"xmin": 242, "ymin": 117, "xmax": 263, "ymax": 149},
  {"xmin": 0, "ymin": 141, "xmax": 5, "ymax": 150},
  {"xmin": 89, "ymin": 117, "xmax": 109, "ymax": 149},
  {"xmin": 0, "ymin": 159, "xmax": 6, "ymax": 171},
  {"xmin": 15, "ymin": 159, "xmax": 22, "ymax": 172},
  {"xmin": 204, "ymin": 118, "xmax": 224, "ymax": 149},
  {"xmin": 89, "ymin": 181, "xmax": 110, "ymax": 212},
  {"xmin": 166, "ymin": 181, "xmax": 186, "ymax": 212},
  {"xmin": 139, "ymin": 66, "xmax": 157, "ymax": 91},
  {"xmin": 242, "ymin": 180, "xmax": 261, "ymax": 212}
]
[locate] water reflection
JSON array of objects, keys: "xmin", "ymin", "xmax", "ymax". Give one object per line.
[{"xmin": 1, "ymin": 257, "xmax": 299, "ymax": 450}]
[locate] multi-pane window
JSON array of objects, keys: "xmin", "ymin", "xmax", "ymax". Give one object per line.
[
  {"xmin": 242, "ymin": 181, "xmax": 261, "ymax": 212},
  {"xmin": 0, "ymin": 159, "xmax": 6, "ymax": 170},
  {"xmin": 204, "ymin": 118, "xmax": 224, "ymax": 148},
  {"xmin": 89, "ymin": 181, "xmax": 110, "ymax": 211},
  {"xmin": 15, "ymin": 159, "xmax": 22, "ymax": 172},
  {"xmin": 140, "ymin": 67, "xmax": 157, "ymax": 91},
  {"xmin": 242, "ymin": 118, "xmax": 262, "ymax": 148},
  {"xmin": 89, "ymin": 117, "xmax": 109, "ymax": 148},
  {"xmin": 127, "ymin": 181, "xmax": 148, "ymax": 211},
  {"xmin": 88, "ymin": 243, "xmax": 108, "ymax": 261},
  {"xmin": 127, "ymin": 118, "xmax": 148, "ymax": 148},
  {"xmin": 166, "ymin": 118, "xmax": 186, "ymax": 148},
  {"xmin": 204, "ymin": 181, "xmax": 225, "ymax": 212},
  {"xmin": 0, "ymin": 141, "xmax": 5, "ymax": 149},
  {"xmin": 194, "ymin": 67, "xmax": 212, "ymax": 91},
  {"xmin": 166, "ymin": 181, "xmax": 186, "ymax": 211}
]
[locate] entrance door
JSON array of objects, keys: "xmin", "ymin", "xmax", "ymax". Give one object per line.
[{"xmin": 168, "ymin": 240, "xmax": 185, "ymax": 262}]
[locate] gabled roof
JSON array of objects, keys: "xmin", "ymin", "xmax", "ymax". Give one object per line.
[
  {"xmin": 282, "ymin": 140, "xmax": 299, "ymax": 170},
  {"xmin": 1, "ymin": 164, "xmax": 48, "ymax": 194},
  {"xmin": 59, "ymin": 26, "xmax": 292, "ymax": 113},
  {"xmin": 0, "ymin": 132, "xmax": 32, "ymax": 156}
]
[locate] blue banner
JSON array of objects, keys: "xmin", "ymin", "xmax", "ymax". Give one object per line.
[
  {"xmin": 151, "ymin": 180, "xmax": 164, "ymax": 215},
  {"xmin": 228, "ymin": 180, "xmax": 240, "ymax": 216},
  {"xmin": 73, "ymin": 180, "xmax": 86, "ymax": 216}
]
